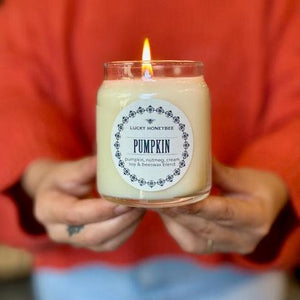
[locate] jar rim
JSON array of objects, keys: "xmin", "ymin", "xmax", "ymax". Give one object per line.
[{"xmin": 104, "ymin": 60, "xmax": 203, "ymax": 68}]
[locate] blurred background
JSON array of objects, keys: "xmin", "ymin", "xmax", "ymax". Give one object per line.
[
  {"xmin": 0, "ymin": 244, "xmax": 300, "ymax": 300},
  {"xmin": 0, "ymin": 245, "xmax": 33, "ymax": 300}
]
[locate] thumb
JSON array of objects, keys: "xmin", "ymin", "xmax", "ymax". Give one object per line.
[
  {"xmin": 212, "ymin": 158, "xmax": 256, "ymax": 195},
  {"xmin": 71, "ymin": 156, "xmax": 97, "ymax": 184},
  {"xmin": 57, "ymin": 156, "xmax": 97, "ymax": 195}
]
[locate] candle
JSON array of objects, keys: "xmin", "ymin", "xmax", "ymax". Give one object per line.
[{"xmin": 96, "ymin": 39, "xmax": 211, "ymax": 207}]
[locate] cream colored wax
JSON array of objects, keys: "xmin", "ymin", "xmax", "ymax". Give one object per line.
[{"xmin": 97, "ymin": 76, "xmax": 211, "ymax": 206}]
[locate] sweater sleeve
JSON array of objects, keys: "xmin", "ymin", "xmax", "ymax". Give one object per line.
[
  {"xmin": 0, "ymin": 1, "xmax": 86, "ymax": 249},
  {"xmin": 229, "ymin": 0, "xmax": 300, "ymax": 270}
]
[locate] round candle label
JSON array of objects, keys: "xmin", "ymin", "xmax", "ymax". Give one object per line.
[{"xmin": 111, "ymin": 99, "xmax": 193, "ymax": 191}]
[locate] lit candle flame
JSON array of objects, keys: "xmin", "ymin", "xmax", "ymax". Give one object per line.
[{"xmin": 142, "ymin": 37, "xmax": 153, "ymax": 79}]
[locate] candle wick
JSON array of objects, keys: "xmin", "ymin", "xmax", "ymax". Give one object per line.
[{"xmin": 142, "ymin": 69, "xmax": 152, "ymax": 81}]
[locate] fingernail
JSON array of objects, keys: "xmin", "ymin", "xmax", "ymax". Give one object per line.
[{"xmin": 114, "ymin": 205, "xmax": 131, "ymax": 215}]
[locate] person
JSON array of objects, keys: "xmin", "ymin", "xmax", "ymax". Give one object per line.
[{"xmin": 0, "ymin": 0, "xmax": 299, "ymax": 299}]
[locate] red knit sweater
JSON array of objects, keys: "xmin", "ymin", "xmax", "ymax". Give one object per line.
[{"xmin": 0, "ymin": 0, "xmax": 300, "ymax": 271}]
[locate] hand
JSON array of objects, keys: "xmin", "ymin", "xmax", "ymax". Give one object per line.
[
  {"xmin": 21, "ymin": 156, "xmax": 145, "ymax": 251},
  {"xmin": 159, "ymin": 159, "xmax": 288, "ymax": 254}
]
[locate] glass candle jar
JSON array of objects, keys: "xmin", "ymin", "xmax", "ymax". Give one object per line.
[{"xmin": 97, "ymin": 60, "xmax": 211, "ymax": 208}]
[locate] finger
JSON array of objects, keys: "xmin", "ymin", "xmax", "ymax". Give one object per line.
[
  {"xmin": 161, "ymin": 211, "xmax": 218, "ymax": 238},
  {"xmin": 89, "ymin": 219, "xmax": 141, "ymax": 252},
  {"xmin": 47, "ymin": 209, "xmax": 144, "ymax": 247},
  {"xmin": 162, "ymin": 195, "xmax": 257, "ymax": 227},
  {"xmin": 55, "ymin": 156, "xmax": 97, "ymax": 196},
  {"xmin": 160, "ymin": 214, "xmax": 251, "ymax": 254},
  {"xmin": 160, "ymin": 214, "xmax": 205, "ymax": 253},
  {"xmin": 212, "ymin": 158, "xmax": 260, "ymax": 195},
  {"xmin": 35, "ymin": 192, "xmax": 132, "ymax": 225}
]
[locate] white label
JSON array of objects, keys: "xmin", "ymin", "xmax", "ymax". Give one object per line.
[{"xmin": 111, "ymin": 99, "xmax": 193, "ymax": 191}]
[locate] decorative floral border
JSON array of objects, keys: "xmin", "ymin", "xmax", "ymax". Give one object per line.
[{"xmin": 113, "ymin": 105, "xmax": 191, "ymax": 189}]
